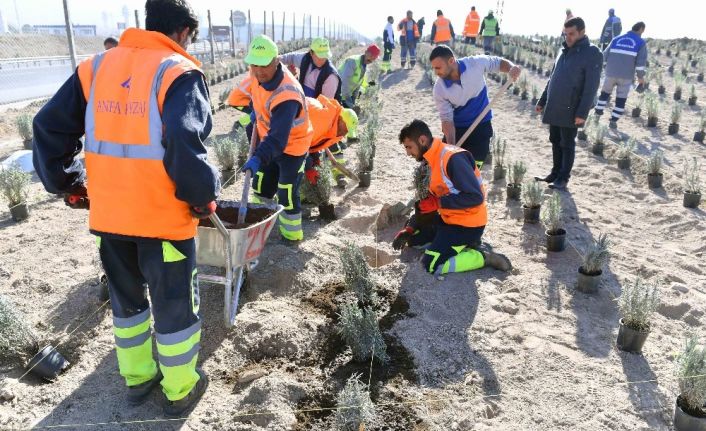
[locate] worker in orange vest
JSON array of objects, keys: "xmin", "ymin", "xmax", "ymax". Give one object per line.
[
  {"xmin": 32, "ymin": 0, "xmax": 218, "ymax": 417},
  {"xmin": 398, "ymin": 11, "xmax": 420, "ymax": 68},
  {"xmin": 431, "ymin": 10, "xmax": 456, "ymax": 45},
  {"xmin": 463, "ymin": 6, "xmax": 481, "ymax": 45},
  {"xmin": 239, "ymin": 35, "xmax": 314, "ymax": 242},
  {"xmin": 393, "ymin": 120, "xmax": 511, "ymax": 275}
]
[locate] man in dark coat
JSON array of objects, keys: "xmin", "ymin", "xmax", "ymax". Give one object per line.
[{"xmin": 535, "ymin": 17, "xmax": 602, "ymax": 190}]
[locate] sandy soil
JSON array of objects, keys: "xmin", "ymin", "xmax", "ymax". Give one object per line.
[{"xmin": 1, "ymin": 41, "xmax": 705, "ymax": 430}]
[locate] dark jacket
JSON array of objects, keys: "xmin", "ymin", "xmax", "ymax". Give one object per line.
[{"xmin": 538, "ymin": 36, "xmax": 602, "ymax": 128}]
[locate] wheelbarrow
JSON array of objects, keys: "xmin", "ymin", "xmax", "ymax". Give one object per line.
[{"xmin": 195, "ymin": 199, "xmax": 283, "ymax": 327}]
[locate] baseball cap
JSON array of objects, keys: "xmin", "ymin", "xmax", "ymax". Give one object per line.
[
  {"xmin": 245, "ymin": 35, "xmax": 278, "ymax": 66},
  {"xmin": 310, "ymin": 38, "xmax": 332, "ymax": 59},
  {"xmin": 341, "ymin": 108, "xmax": 359, "ymax": 139}
]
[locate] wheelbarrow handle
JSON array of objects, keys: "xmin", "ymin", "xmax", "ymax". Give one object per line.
[{"xmin": 208, "ymin": 213, "xmax": 230, "ymax": 239}]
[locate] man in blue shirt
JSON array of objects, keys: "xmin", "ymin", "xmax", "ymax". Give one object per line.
[{"xmin": 430, "ymin": 45, "xmax": 520, "ymax": 168}]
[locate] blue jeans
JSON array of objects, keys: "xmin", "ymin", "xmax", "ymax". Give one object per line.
[
  {"xmin": 548, "ymin": 125, "xmax": 578, "ymax": 182},
  {"xmin": 483, "ymin": 36, "xmax": 495, "ymax": 53}
]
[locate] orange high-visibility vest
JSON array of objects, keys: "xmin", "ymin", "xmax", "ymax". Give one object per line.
[
  {"xmin": 433, "ymin": 16, "xmax": 452, "ymax": 43},
  {"xmin": 249, "ymin": 67, "xmax": 313, "ymax": 157},
  {"xmin": 227, "ymin": 75, "xmax": 253, "ymax": 107},
  {"xmin": 424, "ymin": 138, "xmax": 487, "ymax": 228},
  {"xmin": 307, "ymin": 95, "xmax": 344, "ymax": 153},
  {"xmin": 398, "ymin": 18, "xmax": 420, "ymax": 39},
  {"xmin": 77, "ymin": 28, "xmax": 203, "ymax": 240},
  {"xmin": 464, "ymin": 11, "xmax": 480, "ymax": 37}
]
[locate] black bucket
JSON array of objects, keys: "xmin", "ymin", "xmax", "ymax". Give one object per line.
[
  {"xmin": 26, "ymin": 345, "xmax": 70, "ymax": 382},
  {"xmin": 616, "ymin": 319, "xmax": 650, "ymax": 354},
  {"xmin": 523, "ymin": 205, "xmax": 540, "ymax": 224},
  {"xmin": 577, "ymin": 267, "xmax": 602, "ymax": 294},
  {"xmin": 684, "ymin": 192, "xmax": 702, "ymax": 209},
  {"xmin": 546, "ymin": 229, "xmax": 566, "ymax": 252}
]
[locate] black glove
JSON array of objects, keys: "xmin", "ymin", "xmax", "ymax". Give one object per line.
[
  {"xmin": 392, "ymin": 226, "xmax": 414, "ymax": 250},
  {"xmin": 190, "ymin": 201, "xmax": 217, "ymax": 219},
  {"xmin": 368, "ymin": 81, "xmax": 376, "ymax": 86},
  {"xmin": 63, "ymin": 184, "xmax": 89, "ymax": 209}
]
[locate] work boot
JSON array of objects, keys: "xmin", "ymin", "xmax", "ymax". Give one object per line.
[
  {"xmin": 609, "ymin": 120, "xmax": 618, "ymax": 129},
  {"xmin": 534, "ymin": 175, "xmax": 556, "ymax": 183},
  {"xmin": 594, "ymin": 109, "xmax": 604, "ymax": 116},
  {"xmin": 127, "ymin": 370, "xmax": 162, "ymax": 406},
  {"xmin": 549, "ymin": 179, "xmax": 568, "ymax": 190},
  {"xmin": 482, "ymin": 250, "xmax": 512, "ymax": 272},
  {"xmin": 163, "ymin": 369, "xmax": 208, "ymax": 418}
]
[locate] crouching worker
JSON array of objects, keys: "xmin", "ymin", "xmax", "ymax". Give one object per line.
[
  {"xmin": 238, "ymin": 35, "xmax": 313, "ymax": 241},
  {"xmin": 394, "ymin": 119, "xmax": 512, "ymax": 275},
  {"xmin": 303, "ymin": 95, "xmax": 358, "ymax": 185}
]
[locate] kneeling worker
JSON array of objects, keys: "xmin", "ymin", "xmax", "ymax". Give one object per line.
[
  {"xmin": 239, "ymin": 35, "xmax": 313, "ymax": 241},
  {"xmin": 394, "ymin": 120, "xmax": 511, "ymax": 275}
]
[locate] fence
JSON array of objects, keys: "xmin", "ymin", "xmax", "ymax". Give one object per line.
[{"xmin": 0, "ymin": 4, "xmax": 363, "ymax": 105}]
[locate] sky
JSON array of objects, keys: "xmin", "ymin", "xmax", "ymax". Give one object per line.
[{"xmin": 1, "ymin": 0, "xmax": 705, "ymax": 41}]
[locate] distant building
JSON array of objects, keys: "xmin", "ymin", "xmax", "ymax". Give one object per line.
[{"xmin": 33, "ymin": 24, "xmax": 97, "ymax": 37}]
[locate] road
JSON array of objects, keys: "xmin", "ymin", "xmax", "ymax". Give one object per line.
[{"xmin": 0, "ymin": 63, "xmax": 74, "ymax": 104}]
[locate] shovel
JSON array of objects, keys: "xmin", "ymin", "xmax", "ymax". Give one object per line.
[
  {"xmin": 237, "ymin": 124, "xmax": 260, "ymax": 225},
  {"xmin": 455, "ymin": 78, "xmax": 513, "ymax": 148},
  {"xmin": 325, "ymin": 148, "xmax": 359, "ymax": 182}
]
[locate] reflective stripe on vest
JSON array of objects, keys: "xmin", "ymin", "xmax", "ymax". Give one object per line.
[
  {"xmin": 439, "ymin": 145, "xmax": 462, "ymax": 194},
  {"xmin": 84, "ymin": 53, "xmax": 179, "ymax": 160},
  {"xmin": 256, "ymin": 84, "xmax": 309, "ymax": 129}
]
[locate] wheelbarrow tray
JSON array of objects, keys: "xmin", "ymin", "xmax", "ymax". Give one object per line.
[{"xmin": 196, "ymin": 200, "xmax": 283, "ymax": 268}]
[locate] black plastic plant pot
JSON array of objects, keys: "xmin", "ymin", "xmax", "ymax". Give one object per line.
[
  {"xmin": 669, "ymin": 123, "xmax": 680, "ymax": 135},
  {"xmin": 684, "ymin": 191, "xmax": 702, "ymax": 209},
  {"xmin": 577, "ymin": 130, "xmax": 587, "ymax": 141},
  {"xmin": 506, "ymin": 184, "xmax": 521, "ymax": 200},
  {"xmin": 674, "ymin": 90, "xmax": 682, "ymax": 101},
  {"xmin": 631, "ymin": 108, "xmax": 641, "ymax": 118},
  {"xmin": 358, "ymin": 171, "xmax": 371, "ymax": 188},
  {"xmin": 647, "ymin": 117, "xmax": 658, "ymax": 127},
  {"xmin": 10, "ymin": 202, "xmax": 29, "ymax": 222},
  {"xmin": 694, "ymin": 131, "xmax": 705, "ymax": 143},
  {"xmin": 318, "ymin": 203, "xmax": 337, "ymax": 220},
  {"xmin": 23, "ymin": 140, "xmax": 33, "ymax": 150},
  {"xmin": 26, "ymin": 345, "xmax": 70, "ymax": 382},
  {"xmin": 674, "ymin": 396, "xmax": 706, "ymax": 431},
  {"xmin": 648, "ymin": 173, "xmax": 663, "ymax": 189},
  {"xmin": 689, "ymin": 97, "xmax": 698, "ymax": 106},
  {"xmin": 545, "ymin": 71, "xmax": 551, "ymax": 78},
  {"xmin": 220, "ymin": 169, "xmax": 236, "ymax": 188},
  {"xmin": 522, "ymin": 205, "xmax": 540, "ymax": 224},
  {"xmin": 521, "ymin": 92, "xmax": 528, "ymax": 100},
  {"xmin": 493, "ymin": 165, "xmax": 506, "ymax": 181},
  {"xmin": 616, "ymin": 318, "xmax": 650, "ymax": 354},
  {"xmin": 577, "ymin": 266, "xmax": 602, "ymax": 294},
  {"xmin": 698, "ymin": 73, "xmax": 704, "ymax": 83},
  {"xmin": 658, "ymin": 85, "xmax": 665, "ymax": 95},
  {"xmin": 512, "ymin": 87, "xmax": 520, "ymax": 96},
  {"xmin": 531, "ymin": 97, "xmax": 539, "ymax": 106},
  {"xmin": 591, "ymin": 143, "xmax": 604, "ymax": 156},
  {"xmin": 546, "ymin": 228, "xmax": 566, "ymax": 252},
  {"xmin": 617, "ymin": 158, "xmax": 631, "ymax": 170}
]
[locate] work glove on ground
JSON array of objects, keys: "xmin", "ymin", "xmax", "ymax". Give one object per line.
[
  {"xmin": 190, "ymin": 201, "xmax": 217, "ymax": 219},
  {"xmin": 63, "ymin": 184, "xmax": 89, "ymax": 209},
  {"xmin": 241, "ymin": 156, "xmax": 261, "ymax": 176},
  {"xmin": 392, "ymin": 226, "xmax": 414, "ymax": 250},
  {"xmin": 305, "ymin": 168, "xmax": 320, "ymax": 185}
]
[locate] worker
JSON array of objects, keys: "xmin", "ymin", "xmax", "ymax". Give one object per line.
[
  {"xmin": 279, "ymin": 37, "xmax": 342, "ymax": 100},
  {"xmin": 103, "ymin": 36, "xmax": 118, "ymax": 50},
  {"xmin": 431, "ymin": 10, "xmax": 455, "ymax": 46},
  {"xmin": 382, "ymin": 16, "xmax": 396, "ymax": 73},
  {"xmin": 600, "ymin": 8, "xmax": 622, "ymax": 50},
  {"xmin": 479, "ymin": 10, "xmax": 500, "ymax": 54},
  {"xmin": 397, "ymin": 11, "xmax": 420, "ymax": 69},
  {"xmin": 32, "ymin": 0, "xmax": 218, "ymax": 417},
  {"xmin": 595, "ymin": 22, "xmax": 648, "ymax": 129},
  {"xmin": 430, "ymin": 44, "xmax": 521, "ymax": 168},
  {"xmin": 339, "ymin": 44, "xmax": 380, "ymax": 109},
  {"xmin": 463, "ymin": 6, "xmax": 481, "ymax": 45},
  {"xmin": 302, "ymin": 96, "xmax": 358, "ymax": 186},
  {"xmin": 239, "ymin": 35, "xmax": 313, "ymax": 242},
  {"xmin": 393, "ymin": 119, "xmax": 512, "ymax": 274}
]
